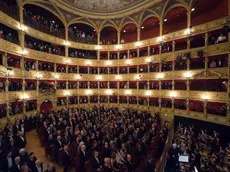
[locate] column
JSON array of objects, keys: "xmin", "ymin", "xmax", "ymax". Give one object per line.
[
  {"xmin": 137, "ymin": 28, "xmax": 140, "ymax": 41},
  {"xmin": 172, "ymin": 80, "xmax": 175, "ymax": 90},
  {"xmin": 65, "ymin": 28, "xmax": 69, "ymax": 57},
  {"xmin": 203, "ymin": 101, "xmax": 207, "ymax": 116},
  {"xmin": 18, "ymin": 31, "xmax": 25, "ymax": 49},
  {"xmin": 117, "ymin": 31, "xmax": 121, "ymax": 44},
  {"xmin": 159, "ymin": 21, "xmax": 163, "ymax": 36},
  {"xmin": 172, "ymin": 99, "xmax": 175, "ymax": 111},
  {"xmin": 19, "ymin": 5, "xmax": 24, "ymax": 23}
]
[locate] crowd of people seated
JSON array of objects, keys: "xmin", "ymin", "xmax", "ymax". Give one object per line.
[
  {"xmin": 56, "ymin": 66, "xmax": 66, "ymax": 73},
  {"xmin": 8, "ymin": 81, "xmax": 22, "ymax": 91},
  {"xmin": 69, "ymin": 49, "xmax": 96, "ymax": 59},
  {"xmin": 25, "ymin": 39, "xmax": 63, "ymax": 56},
  {"xmin": 26, "ymin": 101, "xmax": 37, "ymax": 112},
  {"xmin": 68, "ymin": 83, "xmax": 77, "ymax": 89},
  {"xmin": 68, "ymin": 66, "xmax": 78, "ymax": 73},
  {"xmin": 100, "ymin": 39, "xmax": 117, "ymax": 45},
  {"xmin": 161, "ymin": 82, "xmax": 172, "ymax": 90},
  {"xmin": 38, "ymin": 63, "xmax": 54, "ymax": 72},
  {"xmin": 36, "ymin": 106, "xmax": 168, "ymax": 172},
  {"xmin": 7, "ymin": 57, "xmax": 20, "ymax": 68},
  {"xmin": 208, "ymin": 33, "xmax": 228, "ymax": 45},
  {"xmin": 0, "ymin": 28, "xmax": 19, "ymax": 44},
  {"xmin": 166, "ymin": 123, "xmax": 230, "ymax": 172},
  {"xmin": 56, "ymin": 83, "xmax": 66, "ymax": 89},
  {"xmin": 24, "ymin": 60, "xmax": 36, "ymax": 70},
  {"xmin": 25, "ymin": 82, "xmax": 36, "ymax": 91},
  {"xmin": 24, "ymin": 9, "xmax": 63, "ymax": 38},
  {"xmin": 0, "ymin": 114, "xmax": 57, "ymax": 172},
  {"xmin": 57, "ymin": 99, "xmax": 67, "ymax": 106},
  {"xmin": 162, "ymin": 62, "xmax": 172, "ymax": 71},
  {"xmin": 68, "ymin": 27, "xmax": 97, "ymax": 44},
  {"xmin": 9, "ymin": 103, "xmax": 23, "ymax": 116},
  {"xmin": 39, "ymin": 82, "xmax": 55, "ymax": 94},
  {"xmin": 89, "ymin": 68, "xmax": 98, "ymax": 74},
  {"xmin": 79, "ymin": 82, "xmax": 88, "ymax": 89},
  {"xmin": 209, "ymin": 57, "xmax": 228, "ymax": 68},
  {"xmin": 0, "ymin": 80, "xmax": 5, "ymax": 92}
]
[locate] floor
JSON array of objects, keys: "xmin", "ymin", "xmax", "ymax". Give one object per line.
[{"xmin": 25, "ymin": 130, "xmax": 63, "ymax": 172}]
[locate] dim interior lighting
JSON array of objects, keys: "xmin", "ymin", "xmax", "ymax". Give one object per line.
[
  {"xmin": 115, "ymin": 44, "xmax": 122, "ymax": 50},
  {"xmin": 115, "ymin": 75, "xmax": 121, "ymax": 81},
  {"xmin": 65, "ymin": 91, "xmax": 70, "ymax": 96},
  {"xmin": 191, "ymin": 8, "xmax": 195, "ymax": 12},
  {"xmin": 146, "ymin": 57, "xmax": 152, "ymax": 63},
  {"xmin": 141, "ymin": 26, "xmax": 144, "ymax": 29},
  {"xmin": 135, "ymin": 41, "xmax": 143, "ymax": 47},
  {"xmin": 21, "ymin": 93, "xmax": 30, "ymax": 100},
  {"xmin": 54, "ymin": 75, "xmax": 59, "ymax": 79},
  {"xmin": 157, "ymin": 36, "xmax": 164, "ymax": 42},
  {"xmin": 22, "ymin": 49, "xmax": 28, "ymax": 55},
  {"xmin": 64, "ymin": 41, "xmax": 70, "ymax": 46},
  {"xmin": 65, "ymin": 58, "xmax": 70, "ymax": 64},
  {"xmin": 170, "ymin": 92, "xmax": 177, "ymax": 98},
  {"xmin": 123, "ymin": 30, "xmax": 126, "ymax": 33},
  {"xmin": 86, "ymin": 61, "xmax": 92, "ymax": 65},
  {"xmin": 95, "ymin": 45, "xmax": 102, "ymax": 50},
  {"xmin": 125, "ymin": 90, "xmax": 131, "ymax": 95},
  {"xmin": 164, "ymin": 19, "xmax": 167, "ymax": 22},
  {"xmin": 36, "ymin": 73, "xmax": 43, "ymax": 79},
  {"xmin": 156, "ymin": 73, "xmax": 164, "ymax": 79},
  {"xmin": 145, "ymin": 91, "xmax": 151, "ymax": 96},
  {"xmin": 184, "ymin": 72, "xmax": 192, "ymax": 78},
  {"xmin": 202, "ymin": 94, "xmax": 209, "ymax": 100},
  {"xmin": 86, "ymin": 89, "xmax": 93, "ymax": 95},
  {"xmin": 106, "ymin": 61, "xmax": 112, "ymax": 66},
  {"xmin": 126, "ymin": 60, "xmax": 132, "ymax": 65},
  {"xmin": 106, "ymin": 89, "xmax": 113, "ymax": 95},
  {"xmin": 76, "ymin": 75, "xmax": 82, "ymax": 80},
  {"xmin": 96, "ymin": 75, "xmax": 102, "ymax": 80}
]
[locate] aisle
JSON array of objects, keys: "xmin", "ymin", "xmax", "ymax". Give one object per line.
[{"xmin": 25, "ymin": 130, "xmax": 63, "ymax": 172}]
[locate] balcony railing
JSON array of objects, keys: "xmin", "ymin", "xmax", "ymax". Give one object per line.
[{"xmin": 0, "ymin": 0, "xmax": 19, "ymax": 20}]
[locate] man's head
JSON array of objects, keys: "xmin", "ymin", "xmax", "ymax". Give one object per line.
[
  {"xmin": 15, "ymin": 157, "xmax": 20, "ymax": 164},
  {"xmin": 81, "ymin": 144, "xmax": 86, "ymax": 151},
  {"xmin": 35, "ymin": 159, "xmax": 41, "ymax": 167},
  {"xmin": 127, "ymin": 154, "xmax": 132, "ymax": 161}
]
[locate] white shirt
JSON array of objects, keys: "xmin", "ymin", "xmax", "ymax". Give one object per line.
[
  {"xmin": 7, "ymin": 157, "xmax": 13, "ymax": 169},
  {"xmin": 36, "ymin": 165, "xmax": 42, "ymax": 172}
]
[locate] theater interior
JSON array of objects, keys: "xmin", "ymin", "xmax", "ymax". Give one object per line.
[{"xmin": 0, "ymin": 0, "xmax": 230, "ymax": 171}]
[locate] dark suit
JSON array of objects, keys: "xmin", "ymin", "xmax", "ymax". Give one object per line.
[
  {"xmin": 10, "ymin": 164, "xmax": 21, "ymax": 172},
  {"xmin": 19, "ymin": 152, "xmax": 29, "ymax": 166},
  {"xmin": 79, "ymin": 151, "xmax": 88, "ymax": 172},
  {"xmin": 92, "ymin": 156, "xmax": 100, "ymax": 172},
  {"xmin": 2, "ymin": 156, "xmax": 15, "ymax": 172},
  {"xmin": 62, "ymin": 151, "xmax": 70, "ymax": 172},
  {"xmin": 125, "ymin": 160, "xmax": 135, "ymax": 172},
  {"xmin": 34, "ymin": 163, "xmax": 43, "ymax": 172},
  {"xmin": 144, "ymin": 160, "xmax": 155, "ymax": 172},
  {"xmin": 16, "ymin": 136, "xmax": 27, "ymax": 149}
]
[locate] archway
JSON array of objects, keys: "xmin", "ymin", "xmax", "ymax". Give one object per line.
[
  {"xmin": 40, "ymin": 100, "xmax": 53, "ymax": 113},
  {"xmin": 120, "ymin": 23, "xmax": 137, "ymax": 43},
  {"xmin": 140, "ymin": 16, "xmax": 160, "ymax": 40},
  {"xmin": 100, "ymin": 26, "xmax": 117, "ymax": 45}
]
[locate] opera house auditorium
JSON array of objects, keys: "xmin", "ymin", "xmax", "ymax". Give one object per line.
[{"xmin": 0, "ymin": 0, "xmax": 230, "ymax": 171}]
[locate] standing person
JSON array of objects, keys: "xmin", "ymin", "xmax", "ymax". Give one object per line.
[
  {"xmin": 62, "ymin": 146, "xmax": 70, "ymax": 172},
  {"xmin": 92, "ymin": 150, "xmax": 101, "ymax": 172},
  {"xmin": 79, "ymin": 145, "xmax": 88, "ymax": 172}
]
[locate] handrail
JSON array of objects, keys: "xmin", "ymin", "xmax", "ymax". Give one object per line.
[{"xmin": 156, "ymin": 119, "xmax": 175, "ymax": 172}]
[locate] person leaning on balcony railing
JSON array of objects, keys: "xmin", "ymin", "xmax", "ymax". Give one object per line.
[{"xmin": 215, "ymin": 34, "xmax": 227, "ymax": 44}]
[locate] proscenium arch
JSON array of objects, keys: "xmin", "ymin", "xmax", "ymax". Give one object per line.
[{"xmin": 22, "ymin": 0, "xmax": 67, "ymax": 27}]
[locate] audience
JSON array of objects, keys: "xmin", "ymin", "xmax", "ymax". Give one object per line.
[{"xmin": 0, "ymin": 27, "xmax": 19, "ymax": 44}]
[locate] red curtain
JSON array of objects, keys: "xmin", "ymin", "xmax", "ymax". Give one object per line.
[{"xmin": 40, "ymin": 101, "xmax": 53, "ymax": 113}]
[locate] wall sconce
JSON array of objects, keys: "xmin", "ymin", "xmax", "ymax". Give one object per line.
[
  {"xmin": 65, "ymin": 58, "xmax": 70, "ymax": 64},
  {"xmin": 22, "ymin": 49, "xmax": 28, "ymax": 55},
  {"xmin": 126, "ymin": 60, "xmax": 132, "ymax": 65},
  {"xmin": 115, "ymin": 75, "xmax": 121, "ymax": 81},
  {"xmin": 95, "ymin": 45, "xmax": 102, "ymax": 50},
  {"xmin": 36, "ymin": 73, "xmax": 43, "ymax": 79},
  {"xmin": 115, "ymin": 45, "xmax": 122, "ymax": 50},
  {"xmin": 157, "ymin": 36, "xmax": 164, "ymax": 43},
  {"xmin": 146, "ymin": 57, "xmax": 152, "ymax": 63},
  {"xmin": 106, "ymin": 61, "xmax": 112, "ymax": 66},
  {"xmin": 135, "ymin": 74, "xmax": 142, "ymax": 80},
  {"xmin": 54, "ymin": 75, "xmax": 59, "ymax": 79},
  {"xmin": 96, "ymin": 75, "xmax": 102, "ymax": 81},
  {"xmin": 20, "ymin": 24, "xmax": 28, "ymax": 32},
  {"xmin": 106, "ymin": 89, "xmax": 113, "ymax": 95},
  {"xmin": 86, "ymin": 89, "xmax": 93, "ymax": 95},
  {"xmin": 184, "ymin": 72, "xmax": 192, "ymax": 78},
  {"xmin": 184, "ymin": 28, "xmax": 192, "ymax": 35},
  {"xmin": 65, "ymin": 91, "xmax": 70, "ymax": 96},
  {"xmin": 145, "ymin": 91, "xmax": 151, "ymax": 96},
  {"xmin": 21, "ymin": 93, "xmax": 30, "ymax": 100},
  {"xmin": 86, "ymin": 61, "xmax": 92, "ymax": 66},
  {"xmin": 156, "ymin": 73, "xmax": 164, "ymax": 79},
  {"xmin": 135, "ymin": 41, "xmax": 143, "ymax": 47},
  {"xmin": 76, "ymin": 75, "xmax": 82, "ymax": 80},
  {"xmin": 125, "ymin": 90, "xmax": 131, "ymax": 95},
  {"xmin": 169, "ymin": 92, "xmax": 177, "ymax": 98},
  {"xmin": 202, "ymin": 94, "xmax": 209, "ymax": 100},
  {"xmin": 64, "ymin": 41, "xmax": 70, "ymax": 46},
  {"xmin": 7, "ymin": 70, "xmax": 13, "ymax": 76}
]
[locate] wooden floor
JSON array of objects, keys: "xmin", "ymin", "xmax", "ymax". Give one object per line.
[{"xmin": 25, "ymin": 130, "xmax": 63, "ymax": 172}]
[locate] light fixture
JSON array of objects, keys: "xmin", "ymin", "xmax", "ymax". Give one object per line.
[
  {"xmin": 156, "ymin": 73, "xmax": 164, "ymax": 79},
  {"xmin": 54, "ymin": 75, "xmax": 59, "ymax": 79},
  {"xmin": 22, "ymin": 49, "xmax": 28, "ymax": 55},
  {"xmin": 202, "ymin": 94, "xmax": 209, "ymax": 100},
  {"xmin": 135, "ymin": 41, "xmax": 143, "ymax": 47},
  {"xmin": 94, "ymin": 30, "xmax": 96, "ymax": 32},
  {"xmin": 36, "ymin": 73, "xmax": 43, "ymax": 79},
  {"xmin": 76, "ymin": 75, "xmax": 82, "ymax": 80},
  {"xmin": 184, "ymin": 28, "xmax": 192, "ymax": 35},
  {"xmin": 96, "ymin": 75, "xmax": 102, "ymax": 81},
  {"xmin": 21, "ymin": 93, "xmax": 30, "ymax": 100},
  {"xmin": 123, "ymin": 30, "xmax": 126, "ymax": 33},
  {"xmin": 169, "ymin": 92, "xmax": 177, "ymax": 98},
  {"xmin": 145, "ymin": 91, "xmax": 151, "ymax": 96},
  {"xmin": 157, "ymin": 36, "xmax": 164, "ymax": 43},
  {"xmin": 106, "ymin": 61, "xmax": 112, "ymax": 66},
  {"xmin": 65, "ymin": 58, "xmax": 70, "ymax": 64},
  {"xmin": 135, "ymin": 74, "xmax": 142, "ymax": 80},
  {"xmin": 86, "ymin": 89, "xmax": 93, "ymax": 95},
  {"xmin": 115, "ymin": 75, "xmax": 121, "ymax": 81},
  {"xmin": 7, "ymin": 70, "xmax": 13, "ymax": 76},
  {"xmin": 126, "ymin": 60, "xmax": 132, "ymax": 65},
  {"xmin": 86, "ymin": 61, "xmax": 92, "ymax": 66},
  {"xmin": 184, "ymin": 72, "xmax": 192, "ymax": 78},
  {"xmin": 115, "ymin": 44, "xmax": 122, "ymax": 50},
  {"xmin": 95, "ymin": 45, "xmax": 102, "ymax": 50},
  {"xmin": 191, "ymin": 8, "xmax": 195, "ymax": 12},
  {"xmin": 164, "ymin": 19, "xmax": 168, "ymax": 22},
  {"xmin": 125, "ymin": 90, "xmax": 131, "ymax": 95},
  {"xmin": 64, "ymin": 41, "xmax": 70, "ymax": 46},
  {"xmin": 106, "ymin": 89, "xmax": 113, "ymax": 95},
  {"xmin": 141, "ymin": 26, "xmax": 144, "ymax": 29},
  {"xmin": 65, "ymin": 91, "xmax": 70, "ymax": 96},
  {"xmin": 20, "ymin": 24, "xmax": 28, "ymax": 31},
  {"xmin": 146, "ymin": 57, "xmax": 152, "ymax": 63}
]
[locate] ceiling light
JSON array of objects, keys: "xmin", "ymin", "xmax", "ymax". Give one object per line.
[
  {"xmin": 191, "ymin": 8, "xmax": 195, "ymax": 12},
  {"xmin": 135, "ymin": 41, "xmax": 143, "ymax": 47},
  {"xmin": 94, "ymin": 30, "xmax": 96, "ymax": 32},
  {"xmin": 54, "ymin": 75, "xmax": 59, "ymax": 79},
  {"xmin": 123, "ymin": 30, "xmax": 126, "ymax": 33},
  {"xmin": 184, "ymin": 72, "xmax": 192, "ymax": 78},
  {"xmin": 86, "ymin": 61, "xmax": 92, "ymax": 65},
  {"xmin": 96, "ymin": 75, "xmax": 102, "ymax": 81},
  {"xmin": 106, "ymin": 61, "xmax": 112, "ymax": 66},
  {"xmin": 74, "ymin": 26, "xmax": 76, "ymax": 29},
  {"xmin": 164, "ymin": 19, "xmax": 167, "ymax": 22}
]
